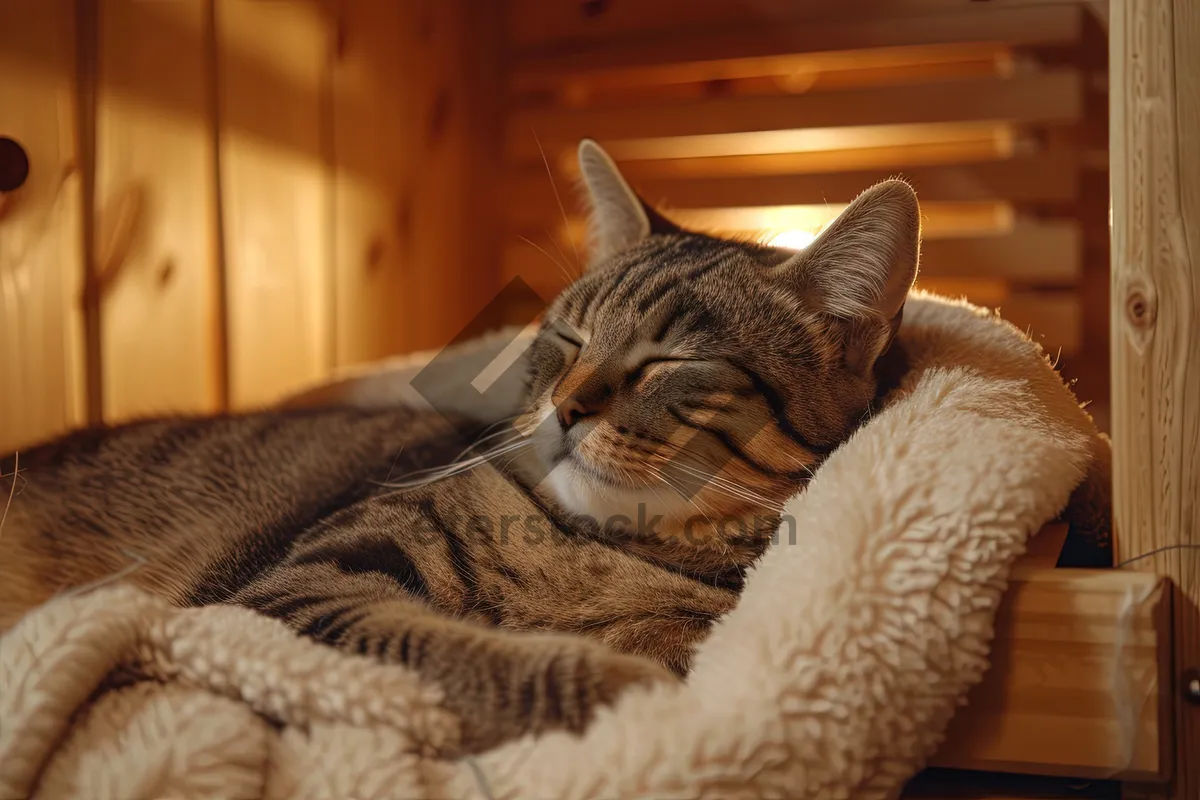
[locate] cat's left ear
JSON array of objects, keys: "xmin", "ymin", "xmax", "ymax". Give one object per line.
[
  {"xmin": 781, "ymin": 179, "xmax": 921, "ymax": 372},
  {"xmin": 578, "ymin": 139, "xmax": 682, "ymax": 265}
]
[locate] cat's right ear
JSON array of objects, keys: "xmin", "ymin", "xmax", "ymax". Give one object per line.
[{"xmin": 578, "ymin": 139, "xmax": 682, "ymax": 266}]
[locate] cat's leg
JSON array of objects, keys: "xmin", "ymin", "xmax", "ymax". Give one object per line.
[
  {"xmin": 229, "ymin": 564, "xmax": 676, "ymax": 754},
  {"xmin": 558, "ymin": 578, "xmax": 737, "ymax": 677},
  {"xmin": 490, "ymin": 540, "xmax": 741, "ymax": 676}
]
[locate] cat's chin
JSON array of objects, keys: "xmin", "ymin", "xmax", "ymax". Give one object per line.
[{"xmin": 541, "ymin": 457, "xmax": 689, "ymax": 529}]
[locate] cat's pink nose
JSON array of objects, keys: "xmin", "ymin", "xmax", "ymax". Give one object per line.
[{"xmin": 556, "ymin": 396, "xmax": 593, "ymax": 429}]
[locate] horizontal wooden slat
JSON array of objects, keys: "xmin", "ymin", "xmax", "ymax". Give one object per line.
[
  {"xmin": 507, "ymin": 155, "xmax": 1078, "ymax": 229},
  {"xmin": 639, "ymin": 155, "xmax": 1078, "ymax": 207},
  {"xmin": 513, "ymin": 42, "xmax": 1011, "ymax": 96},
  {"xmin": 507, "ymin": 70, "xmax": 1083, "ymax": 162},
  {"xmin": 523, "ymin": 51, "xmax": 1010, "ymax": 110},
  {"xmin": 582, "ymin": 122, "xmax": 1018, "ymax": 164},
  {"xmin": 919, "ymin": 223, "xmax": 1082, "ymax": 282},
  {"xmin": 506, "ymin": 2, "xmax": 1082, "ymax": 55},
  {"xmin": 576, "ymin": 137, "xmax": 1021, "ymax": 179},
  {"xmin": 652, "ymin": 202, "xmax": 1017, "ymax": 242},
  {"xmin": 930, "ymin": 567, "xmax": 1171, "ymax": 781},
  {"xmin": 524, "ymin": 202, "xmax": 1016, "ymax": 256}
]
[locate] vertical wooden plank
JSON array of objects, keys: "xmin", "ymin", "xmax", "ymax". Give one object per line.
[
  {"xmin": 1110, "ymin": 0, "xmax": 1200, "ymax": 797},
  {"xmin": 329, "ymin": 0, "xmax": 411, "ymax": 366},
  {"xmin": 331, "ymin": 0, "xmax": 500, "ymax": 368},
  {"xmin": 398, "ymin": 0, "xmax": 484, "ymax": 354},
  {"xmin": 456, "ymin": 0, "xmax": 505, "ymax": 329},
  {"xmin": 94, "ymin": 0, "xmax": 221, "ymax": 421},
  {"xmin": 215, "ymin": 0, "xmax": 332, "ymax": 409},
  {"xmin": 0, "ymin": 0, "xmax": 86, "ymax": 453}
]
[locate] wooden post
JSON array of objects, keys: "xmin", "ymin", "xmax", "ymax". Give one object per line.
[{"xmin": 1110, "ymin": 1, "xmax": 1200, "ymax": 797}]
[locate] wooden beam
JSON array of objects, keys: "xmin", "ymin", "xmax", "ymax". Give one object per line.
[
  {"xmin": 929, "ymin": 567, "xmax": 1171, "ymax": 781},
  {"xmin": 504, "ymin": 1, "xmax": 1082, "ymax": 56},
  {"xmin": 522, "ymin": 52, "xmax": 1011, "ymax": 111},
  {"xmin": 506, "ymin": 70, "xmax": 1083, "ymax": 162},
  {"xmin": 573, "ymin": 122, "xmax": 1018, "ymax": 165},
  {"xmin": 513, "ymin": 42, "xmax": 1012, "ymax": 96},
  {"xmin": 506, "ymin": 155, "xmax": 1078, "ymax": 229},
  {"xmin": 1110, "ymin": 0, "xmax": 1200, "ymax": 798},
  {"xmin": 576, "ymin": 138, "xmax": 1020, "ymax": 179}
]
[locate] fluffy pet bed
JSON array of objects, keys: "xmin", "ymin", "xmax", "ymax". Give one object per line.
[{"xmin": 0, "ymin": 293, "xmax": 1109, "ymax": 799}]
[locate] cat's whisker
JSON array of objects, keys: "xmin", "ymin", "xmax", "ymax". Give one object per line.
[
  {"xmin": 545, "ymin": 227, "xmax": 576, "ymax": 282},
  {"xmin": 374, "ymin": 431, "xmax": 526, "ymax": 485},
  {"xmin": 496, "ymin": 441, "xmax": 537, "ymax": 474},
  {"xmin": 531, "ymin": 125, "xmax": 582, "ymax": 275},
  {"xmin": 647, "ymin": 430, "xmax": 820, "ymax": 492},
  {"xmin": 659, "ymin": 456, "xmax": 768, "ymax": 500},
  {"xmin": 621, "ymin": 463, "xmax": 692, "ymax": 529},
  {"xmin": 517, "ymin": 234, "xmax": 575, "ymax": 288},
  {"xmin": 643, "ymin": 465, "xmax": 716, "ymax": 531},
  {"xmin": 663, "ymin": 449, "xmax": 791, "ymax": 503},
  {"xmin": 377, "ymin": 439, "xmax": 534, "ymax": 491},
  {"xmin": 0, "ymin": 451, "xmax": 19, "ymax": 542},
  {"xmin": 448, "ymin": 418, "xmax": 526, "ymax": 464},
  {"xmin": 665, "ymin": 461, "xmax": 773, "ymax": 509}
]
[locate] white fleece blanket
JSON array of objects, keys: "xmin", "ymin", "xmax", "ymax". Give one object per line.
[{"xmin": 0, "ymin": 293, "xmax": 1105, "ymax": 799}]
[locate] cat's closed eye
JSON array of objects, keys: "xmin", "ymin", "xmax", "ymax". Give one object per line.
[
  {"xmin": 626, "ymin": 357, "xmax": 696, "ymax": 387},
  {"xmin": 553, "ymin": 329, "xmax": 584, "ymax": 350}
]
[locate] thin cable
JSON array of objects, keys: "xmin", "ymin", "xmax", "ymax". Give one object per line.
[{"xmin": 1117, "ymin": 542, "xmax": 1200, "ymax": 568}]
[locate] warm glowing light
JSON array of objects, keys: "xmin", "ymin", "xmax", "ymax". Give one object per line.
[{"xmin": 766, "ymin": 229, "xmax": 819, "ymax": 250}]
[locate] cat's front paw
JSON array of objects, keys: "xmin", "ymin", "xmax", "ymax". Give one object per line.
[
  {"xmin": 527, "ymin": 640, "xmax": 680, "ymax": 743},
  {"xmin": 444, "ymin": 632, "xmax": 680, "ymax": 753},
  {"xmin": 584, "ymin": 646, "xmax": 680, "ymax": 709}
]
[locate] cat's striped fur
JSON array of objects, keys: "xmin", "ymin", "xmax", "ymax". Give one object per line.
[{"xmin": 0, "ymin": 141, "xmax": 920, "ymax": 754}]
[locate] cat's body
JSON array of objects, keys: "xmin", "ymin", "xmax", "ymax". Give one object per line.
[
  {"xmin": 0, "ymin": 141, "xmax": 924, "ymax": 753},
  {"xmin": 0, "ymin": 407, "xmax": 739, "ymax": 752}
]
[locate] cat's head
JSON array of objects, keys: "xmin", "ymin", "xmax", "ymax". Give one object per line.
[{"xmin": 518, "ymin": 140, "xmax": 920, "ymax": 548}]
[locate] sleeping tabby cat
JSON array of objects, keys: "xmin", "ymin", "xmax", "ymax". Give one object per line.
[{"xmin": 0, "ymin": 140, "xmax": 920, "ymax": 754}]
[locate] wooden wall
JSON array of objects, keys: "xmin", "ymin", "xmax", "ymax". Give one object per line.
[{"xmin": 0, "ymin": 0, "xmax": 501, "ymax": 453}]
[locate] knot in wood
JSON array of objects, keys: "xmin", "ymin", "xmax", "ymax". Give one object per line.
[
  {"xmin": 365, "ymin": 235, "xmax": 387, "ymax": 272},
  {"xmin": 1125, "ymin": 285, "xmax": 1156, "ymax": 330},
  {"xmin": 157, "ymin": 257, "xmax": 175, "ymax": 288}
]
